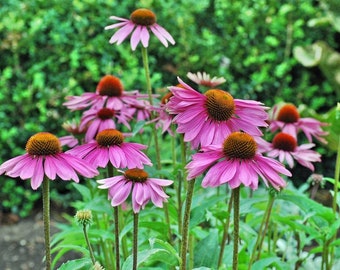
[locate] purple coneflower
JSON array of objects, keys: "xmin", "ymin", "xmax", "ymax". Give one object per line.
[
  {"xmin": 105, "ymin": 8, "xmax": 175, "ymax": 51},
  {"xmin": 269, "ymin": 103, "xmax": 328, "ymax": 144},
  {"xmin": 80, "ymin": 107, "xmax": 132, "ymax": 143},
  {"xmin": 97, "ymin": 168, "xmax": 173, "ymax": 213},
  {"xmin": 257, "ymin": 132, "xmax": 321, "ymax": 171},
  {"xmin": 150, "ymin": 91, "xmax": 174, "ymax": 135},
  {"xmin": 166, "ymin": 77, "xmax": 269, "ymax": 149},
  {"xmin": 0, "ymin": 132, "xmax": 99, "ymax": 190},
  {"xmin": 63, "ymin": 75, "xmax": 144, "ymax": 111},
  {"xmin": 187, "ymin": 71, "xmax": 226, "ymax": 88},
  {"xmin": 186, "ymin": 131, "xmax": 291, "ymax": 190},
  {"xmin": 67, "ymin": 129, "xmax": 152, "ymax": 169}
]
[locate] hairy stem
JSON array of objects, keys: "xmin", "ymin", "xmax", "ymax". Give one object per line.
[
  {"xmin": 180, "ymin": 178, "xmax": 196, "ymax": 270},
  {"xmin": 42, "ymin": 177, "xmax": 51, "ymax": 270},
  {"xmin": 133, "ymin": 213, "xmax": 139, "ymax": 270},
  {"xmin": 232, "ymin": 187, "xmax": 240, "ymax": 270}
]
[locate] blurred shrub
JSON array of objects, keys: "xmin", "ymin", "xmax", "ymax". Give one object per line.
[{"xmin": 0, "ymin": 0, "xmax": 338, "ymax": 216}]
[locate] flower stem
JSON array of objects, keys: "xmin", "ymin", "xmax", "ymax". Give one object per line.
[
  {"xmin": 83, "ymin": 224, "xmax": 96, "ymax": 265},
  {"xmin": 141, "ymin": 46, "xmax": 161, "ymax": 170},
  {"xmin": 133, "ymin": 213, "xmax": 139, "ymax": 270},
  {"xmin": 332, "ymin": 134, "xmax": 340, "ymax": 213},
  {"xmin": 180, "ymin": 178, "xmax": 196, "ymax": 270},
  {"xmin": 328, "ymin": 134, "xmax": 340, "ymax": 268},
  {"xmin": 114, "ymin": 207, "xmax": 120, "ymax": 270},
  {"xmin": 108, "ymin": 165, "xmax": 120, "ymax": 270},
  {"xmin": 42, "ymin": 177, "xmax": 51, "ymax": 270},
  {"xmin": 217, "ymin": 192, "xmax": 233, "ymax": 268},
  {"xmin": 248, "ymin": 193, "xmax": 275, "ymax": 268},
  {"xmin": 232, "ymin": 187, "xmax": 240, "ymax": 270},
  {"xmin": 256, "ymin": 194, "xmax": 275, "ymax": 260}
]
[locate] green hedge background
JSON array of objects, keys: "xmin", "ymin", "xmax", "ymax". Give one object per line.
[{"xmin": 1, "ymin": 0, "xmax": 339, "ymax": 216}]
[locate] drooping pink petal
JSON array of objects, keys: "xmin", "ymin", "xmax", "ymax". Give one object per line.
[
  {"xmin": 130, "ymin": 25, "xmax": 143, "ymax": 50},
  {"xmin": 109, "ymin": 23, "xmax": 135, "ymax": 45},
  {"xmin": 140, "ymin": 26, "xmax": 150, "ymax": 48},
  {"xmin": 110, "ymin": 181, "xmax": 132, "ymax": 207},
  {"xmin": 30, "ymin": 157, "xmax": 44, "ymax": 190}
]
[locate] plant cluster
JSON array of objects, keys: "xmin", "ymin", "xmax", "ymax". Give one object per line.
[{"xmin": 1, "ymin": 1, "xmax": 340, "ymax": 270}]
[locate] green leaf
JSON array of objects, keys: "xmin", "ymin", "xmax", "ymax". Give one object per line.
[
  {"xmin": 122, "ymin": 249, "xmax": 172, "ymax": 270},
  {"xmin": 57, "ymin": 258, "xmax": 93, "ymax": 270},
  {"xmin": 194, "ymin": 229, "xmax": 219, "ymax": 268},
  {"xmin": 132, "ymin": 120, "xmax": 146, "ymax": 136},
  {"xmin": 251, "ymin": 257, "xmax": 282, "ymax": 270},
  {"xmin": 278, "ymin": 192, "xmax": 335, "ymax": 225},
  {"xmin": 72, "ymin": 183, "xmax": 92, "ymax": 202},
  {"xmin": 149, "ymin": 238, "xmax": 181, "ymax": 265}
]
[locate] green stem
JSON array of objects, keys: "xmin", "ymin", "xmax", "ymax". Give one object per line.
[
  {"xmin": 217, "ymin": 192, "xmax": 233, "ymax": 268},
  {"xmin": 330, "ymin": 134, "xmax": 340, "ymax": 268},
  {"xmin": 119, "ymin": 208, "xmax": 129, "ymax": 260},
  {"xmin": 114, "ymin": 207, "xmax": 120, "ymax": 270},
  {"xmin": 83, "ymin": 224, "xmax": 96, "ymax": 265},
  {"xmin": 42, "ymin": 177, "xmax": 51, "ymax": 270},
  {"xmin": 232, "ymin": 187, "xmax": 240, "ymax": 270},
  {"xmin": 188, "ymin": 234, "xmax": 194, "ymax": 270},
  {"xmin": 180, "ymin": 178, "xmax": 196, "ymax": 270},
  {"xmin": 108, "ymin": 165, "xmax": 120, "ymax": 270},
  {"xmin": 332, "ymin": 134, "xmax": 340, "ymax": 213},
  {"xmin": 256, "ymin": 195, "xmax": 275, "ymax": 260},
  {"xmin": 141, "ymin": 47, "xmax": 173, "ymax": 245},
  {"xmin": 248, "ymin": 193, "xmax": 275, "ymax": 268},
  {"xmin": 141, "ymin": 46, "xmax": 161, "ymax": 170},
  {"xmin": 133, "ymin": 213, "xmax": 139, "ymax": 270}
]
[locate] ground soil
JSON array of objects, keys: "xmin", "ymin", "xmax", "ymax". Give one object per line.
[{"xmin": 0, "ymin": 206, "xmax": 79, "ymax": 270}]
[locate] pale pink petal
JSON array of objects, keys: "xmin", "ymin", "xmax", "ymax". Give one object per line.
[
  {"xmin": 97, "ymin": 176, "xmax": 125, "ymax": 188},
  {"xmin": 140, "ymin": 26, "xmax": 150, "ymax": 48},
  {"xmin": 110, "ymin": 181, "xmax": 132, "ymax": 207},
  {"xmin": 109, "ymin": 23, "xmax": 135, "ymax": 45},
  {"xmin": 130, "ymin": 25, "xmax": 143, "ymax": 50},
  {"xmin": 0, "ymin": 154, "xmax": 30, "ymax": 175},
  {"xmin": 30, "ymin": 157, "xmax": 44, "ymax": 190}
]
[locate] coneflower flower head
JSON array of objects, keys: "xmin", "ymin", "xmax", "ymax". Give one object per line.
[
  {"xmin": 167, "ymin": 77, "xmax": 268, "ymax": 148},
  {"xmin": 67, "ymin": 129, "xmax": 152, "ymax": 169},
  {"xmin": 97, "ymin": 168, "xmax": 173, "ymax": 213},
  {"xmin": 187, "ymin": 71, "xmax": 226, "ymax": 88},
  {"xmin": 105, "ymin": 8, "xmax": 175, "ymax": 51},
  {"xmin": 186, "ymin": 131, "xmax": 291, "ymax": 190},
  {"xmin": 63, "ymin": 75, "xmax": 143, "ymax": 111},
  {"xmin": 258, "ymin": 132, "xmax": 321, "ymax": 171},
  {"xmin": 0, "ymin": 132, "xmax": 98, "ymax": 190},
  {"xmin": 270, "ymin": 103, "xmax": 328, "ymax": 144}
]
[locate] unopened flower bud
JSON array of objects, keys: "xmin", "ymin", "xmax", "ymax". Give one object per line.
[{"xmin": 75, "ymin": 209, "xmax": 93, "ymax": 226}]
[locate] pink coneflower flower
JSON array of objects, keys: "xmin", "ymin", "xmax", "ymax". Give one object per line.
[
  {"xmin": 166, "ymin": 77, "xmax": 269, "ymax": 149},
  {"xmin": 59, "ymin": 135, "xmax": 79, "ymax": 148},
  {"xmin": 186, "ymin": 132, "xmax": 291, "ymax": 190},
  {"xmin": 63, "ymin": 75, "xmax": 144, "ymax": 111},
  {"xmin": 269, "ymin": 103, "xmax": 328, "ymax": 144},
  {"xmin": 0, "ymin": 132, "xmax": 99, "ymax": 190},
  {"xmin": 105, "ymin": 8, "xmax": 175, "ymax": 51},
  {"xmin": 257, "ymin": 132, "xmax": 321, "ymax": 171},
  {"xmin": 187, "ymin": 71, "xmax": 226, "ymax": 88},
  {"xmin": 67, "ymin": 129, "xmax": 152, "ymax": 169},
  {"xmin": 97, "ymin": 168, "xmax": 173, "ymax": 213},
  {"xmin": 62, "ymin": 119, "xmax": 87, "ymax": 136},
  {"xmin": 126, "ymin": 98, "xmax": 153, "ymax": 122},
  {"xmin": 149, "ymin": 91, "xmax": 174, "ymax": 135},
  {"xmin": 80, "ymin": 107, "xmax": 132, "ymax": 142}
]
